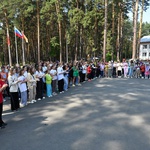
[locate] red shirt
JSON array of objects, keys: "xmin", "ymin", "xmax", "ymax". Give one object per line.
[
  {"xmin": 0, "ymin": 80, "xmax": 5, "ymax": 104},
  {"xmin": 87, "ymin": 66, "xmax": 92, "ymax": 74},
  {"xmin": 140, "ymin": 65, "xmax": 145, "ymax": 73}
]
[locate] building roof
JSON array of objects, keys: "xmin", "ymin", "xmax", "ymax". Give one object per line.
[{"xmin": 140, "ymin": 36, "xmax": 150, "ymax": 43}]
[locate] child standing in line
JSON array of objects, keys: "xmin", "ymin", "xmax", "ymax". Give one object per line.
[
  {"xmin": 140, "ymin": 63, "xmax": 145, "ymax": 79},
  {"xmin": 18, "ymin": 69, "xmax": 28, "ymax": 107},
  {"xmin": 145, "ymin": 63, "xmax": 150, "ymax": 79},
  {"xmin": 72, "ymin": 64, "xmax": 80, "ymax": 86},
  {"xmin": 45, "ymin": 70, "xmax": 53, "ymax": 97},
  {"xmin": 50, "ymin": 65, "xmax": 58, "ymax": 95},
  {"xmin": 0, "ymin": 75, "xmax": 8, "ymax": 128},
  {"xmin": 87, "ymin": 64, "xmax": 92, "ymax": 81}
]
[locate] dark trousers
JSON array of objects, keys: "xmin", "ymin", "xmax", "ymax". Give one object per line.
[
  {"xmin": 36, "ymin": 78, "xmax": 43, "ymax": 99},
  {"xmin": 58, "ymin": 79, "xmax": 64, "ymax": 92},
  {"xmin": 82, "ymin": 73, "xmax": 86, "ymax": 82},
  {"xmin": 10, "ymin": 92, "xmax": 20, "ymax": 111},
  {"xmin": 118, "ymin": 71, "xmax": 122, "ymax": 76},
  {"xmin": 100, "ymin": 70, "xmax": 104, "ymax": 77},
  {"xmin": 141, "ymin": 72, "xmax": 145, "ymax": 78},
  {"xmin": 79, "ymin": 72, "xmax": 82, "ymax": 82},
  {"xmin": 87, "ymin": 73, "xmax": 91, "ymax": 80},
  {"xmin": 96, "ymin": 69, "xmax": 100, "ymax": 77},
  {"xmin": 0, "ymin": 102, "xmax": 3, "ymax": 125},
  {"xmin": 52, "ymin": 80, "xmax": 57, "ymax": 93}
]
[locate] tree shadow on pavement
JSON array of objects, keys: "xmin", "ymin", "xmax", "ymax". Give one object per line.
[{"xmin": 1, "ymin": 78, "xmax": 150, "ymax": 150}]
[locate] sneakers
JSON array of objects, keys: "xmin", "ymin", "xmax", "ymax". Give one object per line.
[
  {"xmin": 3, "ymin": 98, "xmax": 6, "ymax": 102},
  {"xmin": 53, "ymin": 92, "xmax": 57, "ymax": 96},
  {"xmin": 60, "ymin": 91, "xmax": 64, "ymax": 94},
  {"xmin": 48, "ymin": 95, "xmax": 53, "ymax": 98},
  {"xmin": 77, "ymin": 83, "xmax": 81, "ymax": 86},
  {"xmin": 20, "ymin": 104, "xmax": 25, "ymax": 108},
  {"xmin": 32, "ymin": 100, "xmax": 37, "ymax": 103},
  {"xmin": 28, "ymin": 101, "xmax": 34, "ymax": 104},
  {"xmin": 30, "ymin": 100, "xmax": 35, "ymax": 104},
  {"xmin": 38, "ymin": 98, "xmax": 41, "ymax": 101},
  {"xmin": 72, "ymin": 84, "xmax": 75, "ymax": 87},
  {"xmin": 28, "ymin": 100, "xmax": 37, "ymax": 104},
  {"xmin": 42, "ymin": 97, "xmax": 45, "ymax": 99}
]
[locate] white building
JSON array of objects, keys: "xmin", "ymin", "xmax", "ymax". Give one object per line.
[{"xmin": 139, "ymin": 36, "xmax": 150, "ymax": 60}]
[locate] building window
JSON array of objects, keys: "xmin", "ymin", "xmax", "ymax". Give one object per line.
[
  {"xmin": 143, "ymin": 45, "xmax": 147, "ymax": 49},
  {"xmin": 142, "ymin": 52, "xmax": 147, "ymax": 56}
]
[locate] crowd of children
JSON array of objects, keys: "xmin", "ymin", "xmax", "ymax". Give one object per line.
[{"xmin": 0, "ymin": 59, "xmax": 150, "ymax": 128}]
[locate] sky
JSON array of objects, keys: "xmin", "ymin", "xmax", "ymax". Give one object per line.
[
  {"xmin": 143, "ymin": 6, "xmax": 150, "ymax": 23},
  {"xmin": 128, "ymin": 6, "xmax": 150, "ymax": 23}
]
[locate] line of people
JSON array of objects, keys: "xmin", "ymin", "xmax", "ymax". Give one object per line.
[
  {"xmin": 0, "ymin": 61, "xmax": 97, "ymax": 129},
  {"xmin": 0, "ymin": 59, "xmax": 149, "ymax": 128}
]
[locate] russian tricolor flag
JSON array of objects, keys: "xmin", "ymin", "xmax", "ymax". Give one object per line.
[{"xmin": 14, "ymin": 27, "xmax": 23, "ymax": 38}]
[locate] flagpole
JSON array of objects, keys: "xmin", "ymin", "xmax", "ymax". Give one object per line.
[
  {"xmin": 22, "ymin": 31, "xmax": 25, "ymax": 65},
  {"xmin": 14, "ymin": 27, "xmax": 19, "ymax": 65},
  {"xmin": 4, "ymin": 9, "xmax": 12, "ymax": 66},
  {"xmin": 6, "ymin": 27, "xmax": 12, "ymax": 66},
  {"xmin": 0, "ymin": 2, "xmax": 12, "ymax": 66}
]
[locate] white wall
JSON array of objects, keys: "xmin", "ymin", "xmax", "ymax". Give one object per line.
[{"xmin": 139, "ymin": 43, "xmax": 150, "ymax": 60}]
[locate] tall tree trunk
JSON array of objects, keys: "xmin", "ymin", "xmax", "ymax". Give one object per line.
[
  {"xmin": 94, "ymin": 16, "xmax": 98, "ymax": 58},
  {"xmin": 103, "ymin": 0, "xmax": 108, "ymax": 62},
  {"xmin": 137, "ymin": 0, "xmax": 144, "ymax": 59},
  {"xmin": 116, "ymin": 3, "xmax": 121, "ymax": 62},
  {"xmin": 75, "ymin": 0, "xmax": 80, "ymax": 62},
  {"xmin": 112, "ymin": 0, "xmax": 115, "ymax": 60},
  {"xmin": 55, "ymin": 0, "xmax": 63, "ymax": 63},
  {"xmin": 37, "ymin": 0, "xmax": 40, "ymax": 63},
  {"xmin": 66, "ymin": 32, "xmax": 68, "ymax": 63},
  {"xmin": 132, "ymin": 0, "xmax": 139, "ymax": 60},
  {"xmin": 120, "ymin": 10, "xmax": 124, "ymax": 60},
  {"xmin": 21, "ymin": 17, "xmax": 25, "ymax": 65},
  {"xmin": 80, "ymin": 27, "xmax": 83, "ymax": 59},
  {"xmin": 3, "ymin": 32, "xmax": 7, "ymax": 64}
]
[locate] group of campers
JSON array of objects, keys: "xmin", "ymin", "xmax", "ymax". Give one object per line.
[{"xmin": 0, "ymin": 59, "xmax": 149, "ymax": 128}]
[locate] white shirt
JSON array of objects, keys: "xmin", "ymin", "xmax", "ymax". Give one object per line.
[
  {"xmin": 23, "ymin": 71, "xmax": 28, "ymax": 79},
  {"xmin": 42, "ymin": 66, "xmax": 47, "ymax": 72},
  {"xmin": 50, "ymin": 69, "xmax": 57, "ymax": 80},
  {"xmin": 100, "ymin": 64, "xmax": 105, "ymax": 70},
  {"xmin": 57, "ymin": 66, "xmax": 64, "ymax": 80},
  {"xmin": 35, "ymin": 71, "xmax": 45, "ymax": 78},
  {"xmin": 18, "ymin": 75, "xmax": 27, "ymax": 92},
  {"xmin": 82, "ymin": 65, "xmax": 87, "ymax": 74},
  {"xmin": 117, "ymin": 64, "xmax": 122, "ymax": 71},
  {"xmin": 8, "ymin": 74, "xmax": 19, "ymax": 92}
]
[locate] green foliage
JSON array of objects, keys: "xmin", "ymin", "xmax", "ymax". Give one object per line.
[
  {"xmin": 106, "ymin": 52, "xmax": 112, "ymax": 62},
  {"xmin": 50, "ymin": 36, "xmax": 59, "ymax": 57},
  {"xmin": 0, "ymin": 0, "xmax": 150, "ymax": 64},
  {"xmin": 142, "ymin": 22, "xmax": 150, "ymax": 36}
]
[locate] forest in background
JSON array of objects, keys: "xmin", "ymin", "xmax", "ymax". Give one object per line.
[{"xmin": 0, "ymin": 0, "xmax": 150, "ymax": 65}]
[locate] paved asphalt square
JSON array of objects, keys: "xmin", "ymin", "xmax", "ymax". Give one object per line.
[{"xmin": 1, "ymin": 78, "xmax": 150, "ymax": 150}]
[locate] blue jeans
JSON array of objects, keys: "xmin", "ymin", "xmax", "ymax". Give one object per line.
[
  {"xmin": 21, "ymin": 91, "xmax": 27, "ymax": 105},
  {"xmin": 46, "ymin": 84, "xmax": 52, "ymax": 97},
  {"xmin": 64, "ymin": 76, "xmax": 68, "ymax": 91},
  {"xmin": 129, "ymin": 67, "xmax": 133, "ymax": 77}
]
